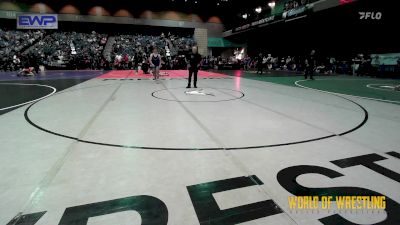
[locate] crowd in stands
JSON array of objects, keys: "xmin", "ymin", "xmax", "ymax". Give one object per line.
[
  {"xmin": 192, "ymin": 51, "xmax": 399, "ymax": 77},
  {"xmin": 199, "ymin": 56, "xmax": 242, "ymax": 70},
  {"xmin": 111, "ymin": 32, "xmax": 196, "ymax": 70},
  {"xmin": 0, "ymin": 29, "xmax": 44, "ymax": 71},
  {"xmin": 0, "ymin": 29, "xmax": 197, "ymax": 73},
  {"xmin": 235, "ymin": 53, "xmax": 396, "ymax": 77},
  {"xmin": 26, "ymin": 31, "xmax": 108, "ymax": 70},
  {"xmin": 240, "ymin": 55, "xmax": 308, "ymax": 73},
  {"xmin": 1, "ymin": 30, "xmax": 107, "ymax": 72},
  {"xmin": 0, "ymin": 28, "xmax": 398, "ymax": 77}
]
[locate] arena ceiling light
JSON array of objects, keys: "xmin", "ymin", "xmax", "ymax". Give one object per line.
[
  {"xmin": 268, "ymin": 1, "xmax": 276, "ymax": 8},
  {"xmin": 255, "ymin": 6, "xmax": 262, "ymax": 14},
  {"xmin": 242, "ymin": 13, "xmax": 248, "ymax": 19}
]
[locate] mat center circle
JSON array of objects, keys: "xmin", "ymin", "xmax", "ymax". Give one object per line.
[{"xmin": 152, "ymin": 87, "xmax": 244, "ymax": 102}]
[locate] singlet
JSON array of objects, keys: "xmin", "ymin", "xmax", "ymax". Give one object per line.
[{"xmin": 151, "ymin": 54, "xmax": 161, "ymax": 66}]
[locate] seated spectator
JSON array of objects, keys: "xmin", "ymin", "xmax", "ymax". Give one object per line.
[
  {"xmin": 25, "ymin": 31, "xmax": 107, "ymax": 70},
  {"xmin": 316, "ymin": 64, "xmax": 326, "ymax": 73},
  {"xmin": 0, "ymin": 29, "xmax": 44, "ymax": 71},
  {"xmin": 110, "ymin": 33, "xmax": 196, "ymax": 70}
]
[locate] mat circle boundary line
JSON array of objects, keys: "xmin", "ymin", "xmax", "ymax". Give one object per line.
[
  {"xmin": 295, "ymin": 79, "xmax": 400, "ymax": 104},
  {"xmin": 0, "ymin": 83, "xmax": 57, "ymax": 111},
  {"xmin": 24, "ymin": 83, "xmax": 368, "ymax": 151}
]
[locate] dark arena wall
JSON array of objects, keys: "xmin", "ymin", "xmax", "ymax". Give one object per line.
[{"xmin": 227, "ymin": 0, "xmax": 398, "ymax": 58}]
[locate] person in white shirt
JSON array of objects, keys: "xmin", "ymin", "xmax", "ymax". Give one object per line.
[
  {"xmin": 329, "ymin": 57, "xmax": 336, "ymax": 74},
  {"xmin": 266, "ymin": 54, "xmax": 273, "ymax": 70},
  {"xmin": 352, "ymin": 54, "xmax": 362, "ymax": 76}
]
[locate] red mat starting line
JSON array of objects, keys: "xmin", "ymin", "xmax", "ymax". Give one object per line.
[{"xmin": 97, "ymin": 70, "xmax": 228, "ymax": 79}]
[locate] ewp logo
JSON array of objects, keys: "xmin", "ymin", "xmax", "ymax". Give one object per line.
[
  {"xmin": 17, "ymin": 14, "xmax": 58, "ymax": 29},
  {"xmin": 359, "ymin": 12, "xmax": 382, "ymax": 20}
]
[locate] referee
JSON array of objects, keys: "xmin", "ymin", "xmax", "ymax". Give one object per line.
[{"xmin": 186, "ymin": 46, "xmax": 202, "ymax": 88}]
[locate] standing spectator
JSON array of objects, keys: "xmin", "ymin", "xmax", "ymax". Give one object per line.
[
  {"xmin": 266, "ymin": 54, "xmax": 273, "ymax": 71},
  {"xmin": 285, "ymin": 56, "xmax": 292, "ymax": 70},
  {"xmin": 396, "ymin": 58, "xmax": 400, "ymax": 74},
  {"xmin": 364, "ymin": 54, "xmax": 372, "ymax": 76},
  {"xmin": 272, "ymin": 57, "xmax": 279, "ymax": 70},
  {"xmin": 371, "ymin": 55, "xmax": 383, "ymax": 77},
  {"xmin": 256, "ymin": 53, "xmax": 264, "ymax": 74},
  {"xmin": 352, "ymin": 54, "xmax": 362, "ymax": 76},
  {"xmin": 262, "ymin": 55, "xmax": 268, "ymax": 69},
  {"xmin": 304, "ymin": 49, "xmax": 316, "ymax": 80},
  {"xmin": 291, "ymin": 56, "xmax": 297, "ymax": 71},
  {"xmin": 329, "ymin": 57, "xmax": 336, "ymax": 74},
  {"xmin": 243, "ymin": 55, "xmax": 251, "ymax": 71}
]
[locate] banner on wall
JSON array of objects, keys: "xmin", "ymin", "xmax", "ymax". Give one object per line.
[
  {"xmin": 17, "ymin": 14, "xmax": 58, "ymax": 29},
  {"xmin": 282, "ymin": 4, "xmax": 313, "ymax": 20},
  {"xmin": 232, "ymin": 3, "xmax": 314, "ymax": 33},
  {"xmin": 233, "ymin": 15, "xmax": 278, "ymax": 33}
]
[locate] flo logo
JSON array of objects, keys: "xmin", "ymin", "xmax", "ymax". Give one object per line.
[{"xmin": 359, "ymin": 12, "xmax": 382, "ymax": 20}]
